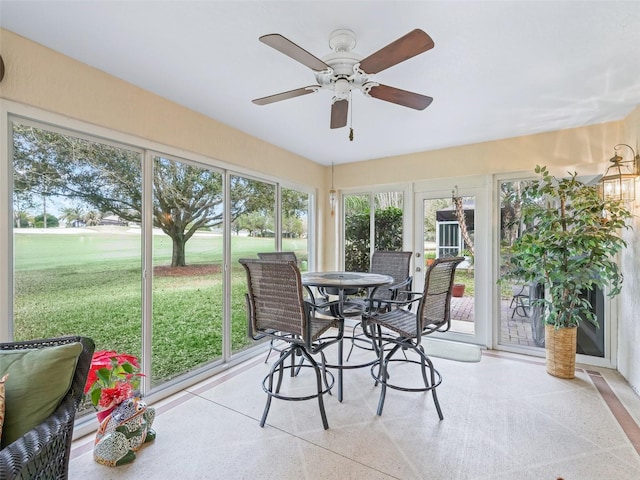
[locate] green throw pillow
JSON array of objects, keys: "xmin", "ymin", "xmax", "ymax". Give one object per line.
[{"xmin": 0, "ymin": 342, "xmax": 82, "ymax": 448}]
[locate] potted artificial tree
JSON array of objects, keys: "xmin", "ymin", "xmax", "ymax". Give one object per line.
[{"xmin": 504, "ymin": 165, "xmax": 631, "ymax": 378}]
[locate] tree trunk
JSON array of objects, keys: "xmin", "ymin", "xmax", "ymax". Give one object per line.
[
  {"xmin": 453, "ymin": 196, "xmax": 474, "ymax": 255},
  {"xmin": 171, "ymin": 236, "xmax": 186, "ymax": 267}
]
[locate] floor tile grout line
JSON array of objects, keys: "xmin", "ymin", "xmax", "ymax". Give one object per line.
[
  {"xmin": 189, "ymin": 390, "xmax": 403, "ymax": 480},
  {"xmin": 587, "ymin": 370, "xmax": 640, "ymax": 456}
]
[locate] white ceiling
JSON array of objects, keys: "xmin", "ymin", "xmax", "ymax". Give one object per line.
[{"xmin": 1, "ymin": 1, "xmax": 640, "ymax": 166}]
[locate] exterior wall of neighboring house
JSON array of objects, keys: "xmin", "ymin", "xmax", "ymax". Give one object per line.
[{"xmin": 1, "ymin": 28, "xmax": 639, "ymax": 393}]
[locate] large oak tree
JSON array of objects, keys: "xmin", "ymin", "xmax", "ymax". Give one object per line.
[{"xmin": 12, "ymin": 124, "xmax": 304, "ymax": 267}]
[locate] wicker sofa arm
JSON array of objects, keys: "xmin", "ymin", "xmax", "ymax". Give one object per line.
[{"xmin": 0, "ymin": 336, "xmax": 95, "ymax": 480}]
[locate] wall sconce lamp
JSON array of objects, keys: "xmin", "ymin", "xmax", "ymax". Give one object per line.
[
  {"xmin": 329, "ymin": 162, "xmax": 336, "ymax": 217},
  {"xmin": 600, "ymin": 144, "xmax": 640, "ymax": 202}
]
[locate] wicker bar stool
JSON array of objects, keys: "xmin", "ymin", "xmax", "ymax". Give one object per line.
[
  {"xmin": 362, "ymin": 257, "xmax": 464, "ymax": 417},
  {"xmin": 257, "ymin": 252, "xmax": 299, "ymax": 362},
  {"xmin": 346, "ymin": 251, "xmax": 413, "ymax": 361},
  {"xmin": 240, "ymin": 258, "xmax": 343, "ymax": 430}
]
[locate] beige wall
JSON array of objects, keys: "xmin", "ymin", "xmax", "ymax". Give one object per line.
[
  {"xmin": 0, "ymin": 29, "xmax": 323, "ymax": 187},
  {"xmin": 332, "ymin": 120, "xmax": 623, "ymax": 189},
  {"xmin": 2, "ymin": 28, "xmax": 639, "ymax": 392}
]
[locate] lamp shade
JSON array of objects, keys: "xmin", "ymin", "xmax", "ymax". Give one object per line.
[
  {"xmin": 599, "ymin": 145, "xmax": 639, "ymax": 202},
  {"xmin": 600, "ymin": 173, "xmax": 635, "ymax": 202}
]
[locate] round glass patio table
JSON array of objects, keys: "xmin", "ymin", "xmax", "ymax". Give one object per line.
[
  {"xmin": 302, "ymin": 271, "xmax": 393, "ymax": 313},
  {"xmin": 301, "ymin": 271, "xmax": 393, "ymax": 402}
]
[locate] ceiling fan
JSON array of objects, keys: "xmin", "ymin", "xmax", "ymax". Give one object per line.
[{"xmin": 252, "ymin": 28, "xmax": 435, "ymax": 129}]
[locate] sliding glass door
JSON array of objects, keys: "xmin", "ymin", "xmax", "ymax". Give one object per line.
[
  {"xmin": 496, "ymin": 177, "xmax": 609, "ymax": 363},
  {"xmin": 229, "ymin": 174, "xmax": 276, "ymax": 355},
  {"xmin": 151, "ymin": 155, "xmax": 225, "ymax": 386}
]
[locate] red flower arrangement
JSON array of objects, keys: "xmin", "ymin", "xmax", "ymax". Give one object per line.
[{"xmin": 84, "ymin": 350, "xmax": 144, "ymax": 420}]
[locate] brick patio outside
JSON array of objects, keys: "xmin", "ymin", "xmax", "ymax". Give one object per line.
[{"xmin": 449, "ymin": 295, "xmax": 537, "ymax": 347}]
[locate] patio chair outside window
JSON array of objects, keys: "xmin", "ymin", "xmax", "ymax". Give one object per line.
[{"xmin": 510, "ymin": 284, "xmax": 530, "ymax": 318}]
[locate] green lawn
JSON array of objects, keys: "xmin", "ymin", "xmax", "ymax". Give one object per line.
[{"xmin": 13, "ymin": 228, "xmax": 308, "ymax": 386}]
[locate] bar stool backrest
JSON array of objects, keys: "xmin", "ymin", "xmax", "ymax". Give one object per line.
[
  {"xmin": 240, "ymin": 258, "xmax": 306, "ymax": 338},
  {"xmin": 257, "ymin": 251, "xmax": 297, "ymax": 264},
  {"xmin": 370, "ymin": 251, "xmax": 413, "ymax": 301},
  {"xmin": 418, "ymin": 256, "xmax": 464, "ymax": 334}
]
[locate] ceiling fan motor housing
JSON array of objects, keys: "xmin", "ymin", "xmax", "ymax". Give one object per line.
[{"xmin": 316, "ymin": 29, "xmax": 374, "ymax": 100}]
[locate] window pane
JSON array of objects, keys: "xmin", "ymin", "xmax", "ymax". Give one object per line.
[
  {"xmin": 344, "ymin": 193, "xmax": 370, "ymax": 271},
  {"xmin": 151, "ymin": 156, "xmax": 224, "ymax": 386},
  {"xmin": 499, "ymin": 179, "xmax": 543, "ymax": 348},
  {"xmin": 281, "ymin": 187, "xmax": 309, "ymax": 271},
  {"xmin": 12, "ymin": 122, "xmax": 143, "ymax": 359},
  {"xmin": 344, "ymin": 191, "xmax": 404, "ymax": 272},
  {"xmin": 230, "ymin": 175, "xmax": 275, "ymax": 354},
  {"xmin": 424, "ymin": 196, "xmax": 475, "ymax": 334},
  {"xmin": 374, "ymin": 192, "xmax": 403, "ymax": 251}
]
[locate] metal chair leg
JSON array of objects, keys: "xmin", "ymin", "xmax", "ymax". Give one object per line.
[
  {"xmin": 426, "ymin": 354, "xmax": 443, "ymax": 420},
  {"xmin": 345, "ymin": 322, "xmax": 360, "ymax": 361},
  {"xmin": 275, "ymin": 348, "xmax": 295, "ymax": 394},
  {"xmin": 376, "ymin": 356, "xmax": 389, "ymax": 416},
  {"xmin": 319, "ymin": 351, "xmax": 333, "ymax": 396},
  {"xmin": 264, "ymin": 339, "xmax": 275, "ymax": 363},
  {"xmin": 261, "ymin": 349, "xmax": 291, "ymax": 427},
  {"xmin": 375, "ymin": 343, "xmax": 401, "ymax": 415},
  {"xmin": 416, "ymin": 346, "xmax": 444, "ymax": 420}
]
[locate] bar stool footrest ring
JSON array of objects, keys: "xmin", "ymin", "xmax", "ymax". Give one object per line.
[
  {"xmin": 262, "ymin": 364, "xmax": 335, "ymax": 401},
  {"xmin": 370, "ymin": 358, "xmax": 442, "ymax": 393}
]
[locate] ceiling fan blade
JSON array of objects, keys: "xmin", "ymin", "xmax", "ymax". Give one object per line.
[
  {"xmin": 252, "ymin": 86, "xmax": 319, "ymax": 106},
  {"xmin": 367, "ymin": 84, "xmax": 433, "ymax": 110},
  {"xmin": 330, "ymin": 99, "xmax": 349, "ymax": 129},
  {"xmin": 259, "ymin": 34, "xmax": 330, "ymax": 72},
  {"xmin": 358, "ymin": 29, "xmax": 434, "ymax": 74}
]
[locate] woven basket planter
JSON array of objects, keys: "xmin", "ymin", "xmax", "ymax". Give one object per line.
[{"xmin": 545, "ymin": 324, "xmax": 577, "ymax": 379}]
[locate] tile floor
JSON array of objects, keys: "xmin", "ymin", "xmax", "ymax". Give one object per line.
[{"xmin": 69, "ymin": 337, "xmax": 640, "ymax": 480}]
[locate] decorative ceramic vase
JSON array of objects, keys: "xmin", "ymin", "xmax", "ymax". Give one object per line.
[
  {"xmin": 93, "ymin": 396, "xmax": 156, "ymax": 467},
  {"xmin": 545, "ymin": 324, "xmax": 577, "ymax": 379}
]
